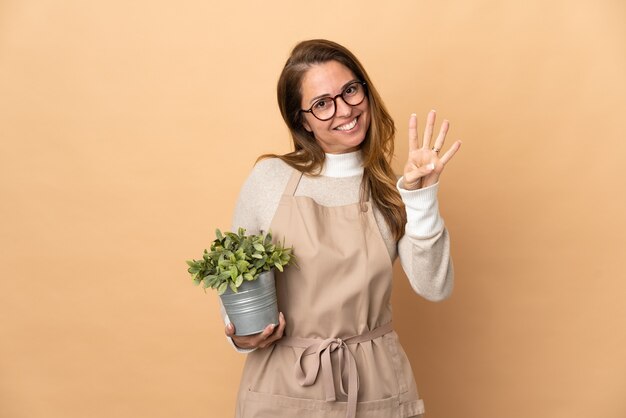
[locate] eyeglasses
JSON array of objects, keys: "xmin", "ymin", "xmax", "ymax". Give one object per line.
[{"xmin": 300, "ymin": 81, "xmax": 367, "ymax": 121}]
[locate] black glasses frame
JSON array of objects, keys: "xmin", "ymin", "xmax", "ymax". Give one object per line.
[{"xmin": 300, "ymin": 81, "xmax": 368, "ymax": 121}]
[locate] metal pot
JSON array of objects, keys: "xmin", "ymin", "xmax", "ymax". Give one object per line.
[{"xmin": 219, "ymin": 269, "xmax": 279, "ymax": 336}]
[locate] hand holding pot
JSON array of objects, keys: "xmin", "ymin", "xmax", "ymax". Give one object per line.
[{"xmin": 225, "ymin": 312, "xmax": 286, "ymax": 349}]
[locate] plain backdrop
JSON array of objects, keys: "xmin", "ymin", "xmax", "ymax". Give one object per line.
[{"xmin": 1, "ymin": 1, "xmax": 625, "ymax": 417}]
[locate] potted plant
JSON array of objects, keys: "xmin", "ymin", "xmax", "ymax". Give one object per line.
[{"xmin": 186, "ymin": 228, "xmax": 295, "ymax": 336}]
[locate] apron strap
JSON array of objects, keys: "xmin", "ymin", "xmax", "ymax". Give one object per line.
[
  {"xmin": 359, "ymin": 178, "xmax": 371, "ymax": 212},
  {"xmin": 277, "ymin": 322, "xmax": 394, "ymax": 418},
  {"xmin": 283, "ymin": 169, "xmax": 304, "ymax": 197}
]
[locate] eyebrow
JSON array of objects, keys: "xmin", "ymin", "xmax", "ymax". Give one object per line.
[{"xmin": 308, "ymin": 79, "xmax": 359, "ymax": 105}]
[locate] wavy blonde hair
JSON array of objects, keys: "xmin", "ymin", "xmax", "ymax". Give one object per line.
[{"xmin": 260, "ymin": 39, "xmax": 406, "ymax": 241}]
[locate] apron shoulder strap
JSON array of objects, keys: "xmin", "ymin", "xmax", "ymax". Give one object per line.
[{"xmin": 283, "ymin": 169, "xmax": 304, "ymax": 197}]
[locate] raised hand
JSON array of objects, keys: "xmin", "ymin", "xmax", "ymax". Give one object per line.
[
  {"xmin": 403, "ymin": 110, "xmax": 461, "ymax": 190},
  {"xmin": 225, "ymin": 312, "xmax": 286, "ymax": 349}
]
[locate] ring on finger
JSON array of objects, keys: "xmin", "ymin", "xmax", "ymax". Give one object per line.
[{"xmin": 432, "ymin": 147, "xmax": 441, "ymax": 154}]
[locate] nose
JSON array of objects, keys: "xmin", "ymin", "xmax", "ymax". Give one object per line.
[{"xmin": 334, "ymin": 96, "xmax": 352, "ymax": 118}]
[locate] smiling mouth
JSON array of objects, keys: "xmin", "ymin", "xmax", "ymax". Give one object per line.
[{"xmin": 334, "ymin": 116, "xmax": 359, "ymax": 131}]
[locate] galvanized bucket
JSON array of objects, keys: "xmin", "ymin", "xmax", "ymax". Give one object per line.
[{"xmin": 220, "ymin": 269, "xmax": 279, "ymax": 336}]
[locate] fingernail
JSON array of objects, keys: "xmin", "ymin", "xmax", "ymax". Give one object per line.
[
  {"xmin": 427, "ymin": 163, "xmax": 435, "ymax": 170},
  {"xmin": 411, "ymin": 113, "xmax": 416, "ymax": 117},
  {"xmin": 227, "ymin": 323, "xmax": 233, "ymax": 331},
  {"xmin": 431, "ymin": 109, "xmax": 436, "ymax": 113}
]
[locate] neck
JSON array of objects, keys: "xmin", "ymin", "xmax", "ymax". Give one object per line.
[{"xmin": 320, "ymin": 150, "xmax": 363, "ymax": 178}]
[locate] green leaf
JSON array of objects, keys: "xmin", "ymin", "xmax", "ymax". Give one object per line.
[
  {"xmin": 229, "ymin": 281, "xmax": 238, "ymax": 293},
  {"xmin": 186, "ymin": 260, "xmax": 198, "ymax": 267},
  {"xmin": 251, "ymin": 253, "xmax": 263, "ymax": 259},
  {"xmin": 237, "ymin": 260, "xmax": 249, "ymax": 271},
  {"xmin": 253, "ymin": 243, "xmax": 265, "ymax": 252},
  {"xmin": 275, "ymin": 262, "xmax": 283, "ymax": 272},
  {"xmin": 230, "ymin": 266, "xmax": 238, "ymax": 280},
  {"xmin": 217, "ymin": 282, "xmax": 228, "ymax": 295},
  {"xmin": 235, "ymin": 274, "xmax": 243, "ymax": 287},
  {"xmin": 215, "ymin": 229, "xmax": 223, "ymax": 240},
  {"xmin": 243, "ymin": 273, "xmax": 254, "ymax": 281}
]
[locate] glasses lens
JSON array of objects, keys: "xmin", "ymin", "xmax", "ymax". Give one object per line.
[
  {"xmin": 343, "ymin": 82, "xmax": 365, "ymax": 105},
  {"xmin": 311, "ymin": 97, "xmax": 335, "ymax": 121}
]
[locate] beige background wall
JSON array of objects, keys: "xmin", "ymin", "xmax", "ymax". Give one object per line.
[{"xmin": 1, "ymin": 1, "xmax": 625, "ymax": 417}]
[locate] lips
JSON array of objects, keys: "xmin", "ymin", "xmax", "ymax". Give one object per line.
[{"xmin": 334, "ymin": 116, "xmax": 359, "ymax": 131}]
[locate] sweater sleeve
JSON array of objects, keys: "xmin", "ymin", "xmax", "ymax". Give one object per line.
[{"xmin": 396, "ymin": 176, "xmax": 454, "ymax": 302}]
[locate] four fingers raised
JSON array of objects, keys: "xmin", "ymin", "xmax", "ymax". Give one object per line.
[
  {"xmin": 407, "ymin": 110, "xmax": 460, "ymax": 166},
  {"xmin": 404, "ymin": 110, "xmax": 461, "ymax": 189}
]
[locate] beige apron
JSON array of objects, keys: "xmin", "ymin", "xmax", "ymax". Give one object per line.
[{"xmin": 235, "ymin": 169, "xmax": 425, "ymax": 418}]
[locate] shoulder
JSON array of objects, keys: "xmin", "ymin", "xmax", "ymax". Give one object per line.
[
  {"xmin": 232, "ymin": 157, "xmax": 295, "ymax": 233},
  {"xmin": 238, "ymin": 157, "xmax": 294, "ymax": 200},
  {"xmin": 250, "ymin": 157, "xmax": 293, "ymax": 178},
  {"xmin": 243, "ymin": 157, "xmax": 293, "ymax": 189}
]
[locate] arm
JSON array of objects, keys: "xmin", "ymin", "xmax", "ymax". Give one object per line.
[
  {"xmin": 397, "ymin": 179, "xmax": 454, "ymax": 301},
  {"xmin": 398, "ymin": 110, "xmax": 461, "ymax": 301},
  {"xmin": 220, "ymin": 159, "xmax": 290, "ymax": 352}
]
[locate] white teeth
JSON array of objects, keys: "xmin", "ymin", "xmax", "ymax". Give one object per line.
[{"xmin": 335, "ymin": 117, "xmax": 358, "ymax": 131}]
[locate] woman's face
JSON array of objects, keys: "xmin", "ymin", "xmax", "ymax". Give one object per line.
[{"xmin": 299, "ymin": 60, "xmax": 371, "ymax": 154}]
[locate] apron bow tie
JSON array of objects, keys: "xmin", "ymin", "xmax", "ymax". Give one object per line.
[
  {"xmin": 294, "ymin": 336, "xmax": 359, "ymax": 417},
  {"xmin": 279, "ymin": 322, "xmax": 394, "ymax": 418}
]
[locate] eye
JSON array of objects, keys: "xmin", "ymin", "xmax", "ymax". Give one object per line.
[
  {"xmin": 313, "ymin": 99, "xmax": 329, "ymax": 110},
  {"xmin": 344, "ymin": 85, "xmax": 357, "ymax": 96}
]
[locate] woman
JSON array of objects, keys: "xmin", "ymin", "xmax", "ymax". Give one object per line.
[{"xmin": 221, "ymin": 39, "xmax": 461, "ymax": 418}]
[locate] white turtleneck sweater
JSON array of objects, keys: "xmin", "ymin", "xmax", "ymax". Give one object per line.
[{"xmin": 221, "ymin": 150, "xmax": 454, "ymax": 351}]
